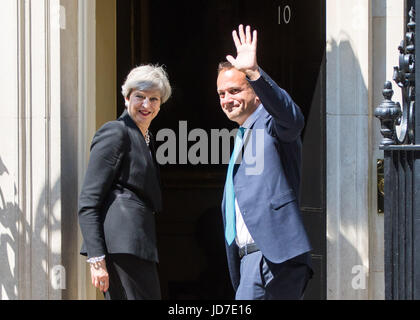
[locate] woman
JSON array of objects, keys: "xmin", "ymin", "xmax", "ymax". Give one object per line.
[{"xmin": 78, "ymin": 64, "xmax": 172, "ymax": 300}]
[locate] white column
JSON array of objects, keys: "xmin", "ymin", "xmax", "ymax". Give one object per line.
[
  {"xmin": 0, "ymin": 0, "xmax": 20, "ymax": 301},
  {"xmin": 327, "ymin": 0, "xmax": 405, "ymax": 300},
  {"xmin": 0, "ymin": 0, "xmax": 62, "ymax": 300},
  {"xmin": 326, "ymin": 0, "xmax": 371, "ymax": 299},
  {"xmin": 77, "ymin": 0, "xmax": 97, "ymax": 300}
]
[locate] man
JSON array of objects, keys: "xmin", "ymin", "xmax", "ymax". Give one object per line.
[{"xmin": 217, "ymin": 25, "xmax": 313, "ymax": 300}]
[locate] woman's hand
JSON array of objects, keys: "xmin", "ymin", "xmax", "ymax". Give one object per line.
[
  {"xmin": 226, "ymin": 24, "xmax": 260, "ymax": 81},
  {"xmin": 90, "ymin": 259, "xmax": 109, "ymax": 293}
]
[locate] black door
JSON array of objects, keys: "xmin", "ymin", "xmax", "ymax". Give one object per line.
[{"xmin": 117, "ymin": 0, "xmax": 326, "ymax": 299}]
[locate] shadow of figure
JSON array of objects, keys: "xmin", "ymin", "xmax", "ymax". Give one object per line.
[
  {"xmin": 322, "ymin": 34, "xmax": 374, "ymax": 299},
  {"xmin": 0, "ymin": 155, "xmax": 63, "ymax": 299},
  {"xmin": 195, "ymin": 206, "xmax": 235, "ymax": 300},
  {"xmin": 0, "ymin": 156, "xmax": 19, "ymax": 299}
]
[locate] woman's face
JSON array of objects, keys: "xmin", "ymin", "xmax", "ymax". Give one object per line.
[{"xmin": 126, "ymin": 89, "xmax": 162, "ymax": 130}]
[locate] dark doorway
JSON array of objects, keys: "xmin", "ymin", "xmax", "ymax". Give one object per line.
[{"xmin": 117, "ymin": 0, "xmax": 326, "ymax": 299}]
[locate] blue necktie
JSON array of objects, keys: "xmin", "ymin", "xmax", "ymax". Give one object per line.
[{"xmin": 225, "ymin": 127, "xmax": 246, "ymax": 245}]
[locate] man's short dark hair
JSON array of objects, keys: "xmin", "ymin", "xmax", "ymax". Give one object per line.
[
  {"xmin": 218, "ymin": 61, "xmax": 235, "ymax": 74},
  {"xmin": 217, "ymin": 61, "xmax": 254, "ymax": 89}
]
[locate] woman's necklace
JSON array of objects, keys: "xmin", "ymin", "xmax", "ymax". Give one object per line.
[{"xmin": 144, "ymin": 129, "xmax": 150, "ymax": 146}]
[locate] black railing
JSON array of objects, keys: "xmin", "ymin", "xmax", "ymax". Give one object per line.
[{"xmin": 375, "ymin": 1, "xmax": 420, "ymax": 300}]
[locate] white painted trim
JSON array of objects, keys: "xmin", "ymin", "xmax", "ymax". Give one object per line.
[{"xmin": 77, "ymin": 0, "xmax": 96, "ymax": 300}]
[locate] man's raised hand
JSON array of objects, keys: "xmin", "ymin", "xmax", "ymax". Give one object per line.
[{"xmin": 226, "ymin": 25, "xmax": 260, "ymax": 80}]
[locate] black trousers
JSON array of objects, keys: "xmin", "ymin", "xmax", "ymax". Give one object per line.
[{"xmin": 104, "ymin": 253, "xmax": 161, "ymax": 300}]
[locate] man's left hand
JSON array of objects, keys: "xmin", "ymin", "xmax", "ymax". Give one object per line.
[{"xmin": 226, "ymin": 24, "xmax": 261, "ymax": 81}]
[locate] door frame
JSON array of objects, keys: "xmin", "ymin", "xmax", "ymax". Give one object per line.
[{"xmin": 77, "ymin": 0, "xmax": 117, "ymax": 300}]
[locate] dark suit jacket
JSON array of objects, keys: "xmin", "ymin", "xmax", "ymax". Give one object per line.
[
  {"xmin": 222, "ymin": 68, "xmax": 313, "ymax": 290},
  {"xmin": 78, "ymin": 110, "xmax": 162, "ymax": 263}
]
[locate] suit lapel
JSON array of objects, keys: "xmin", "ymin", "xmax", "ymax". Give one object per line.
[
  {"xmin": 148, "ymin": 132, "xmax": 162, "ymax": 184},
  {"xmin": 119, "ymin": 110, "xmax": 158, "ymax": 176},
  {"xmin": 233, "ymin": 107, "xmax": 269, "ymax": 182},
  {"xmin": 233, "ymin": 114, "xmax": 260, "ymax": 177},
  {"xmin": 241, "ymin": 107, "xmax": 268, "ymax": 152},
  {"xmin": 120, "ymin": 110, "xmax": 148, "ymax": 145}
]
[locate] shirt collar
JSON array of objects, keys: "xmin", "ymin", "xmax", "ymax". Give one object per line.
[{"xmin": 241, "ymin": 104, "xmax": 263, "ymax": 129}]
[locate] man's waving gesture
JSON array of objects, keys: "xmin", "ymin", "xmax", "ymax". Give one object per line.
[{"xmin": 226, "ymin": 25, "xmax": 261, "ymax": 81}]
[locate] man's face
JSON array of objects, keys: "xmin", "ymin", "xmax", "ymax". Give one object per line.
[{"xmin": 217, "ymin": 68, "xmax": 260, "ymax": 125}]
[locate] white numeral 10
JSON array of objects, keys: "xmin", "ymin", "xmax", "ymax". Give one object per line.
[{"xmin": 278, "ymin": 5, "xmax": 292, "ymax": 25}]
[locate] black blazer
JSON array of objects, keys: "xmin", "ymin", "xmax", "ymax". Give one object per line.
[{"xmin": 78, "ymin": 110, "xmax": 162, "ymax": 262}]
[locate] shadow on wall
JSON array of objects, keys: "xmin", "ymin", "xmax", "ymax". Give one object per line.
[
  {"xmin": 0, "ymin": 156, "xmax": 19, "ymax": 299},
  {"xmin": 325, "ymin": 35, "xmax": 372, "ymax": 299},
  {"xmin": 0, "ymin": 155, "xmax": 63, "ymax": 299}
]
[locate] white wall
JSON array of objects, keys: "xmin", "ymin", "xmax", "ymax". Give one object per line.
[
  {"xmin": 0, "ymin": 0, "xmax": 62, "ymax": 299},
  {"xmin": 327, "ymin": 0, "xmax": 404, "ymax": 300}
]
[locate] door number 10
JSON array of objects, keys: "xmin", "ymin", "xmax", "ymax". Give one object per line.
[{"xmin": 278, "ymin": 5, "xmax": 292, "ymax": 24}]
